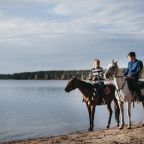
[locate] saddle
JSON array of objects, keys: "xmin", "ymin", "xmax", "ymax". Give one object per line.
[
  {"xmin": 93, "ymin": 83, "xmax": 111, "ymax": 105},
  {"xmin": 93, "ymin": 83, "xmax": 111, "ymax": 95},
  {"xmin": 83, "ymin": 83, "xmax": 112, "ymax": 106}
]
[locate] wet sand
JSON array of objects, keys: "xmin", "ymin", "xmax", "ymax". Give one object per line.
[{"xmin": 2, "ymin": 123, "xmax": 144, "ymax": 144}]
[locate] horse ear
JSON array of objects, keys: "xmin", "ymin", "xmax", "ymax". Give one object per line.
[
  {"xmin": 112, "ymin": 59, "xmax": 114, "ymax": 63},
  {"xmin": 115, "ymin": 60, "xmax": 118, "ymax": 64}
]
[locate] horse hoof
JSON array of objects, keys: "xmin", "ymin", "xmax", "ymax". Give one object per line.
[
  {"xmin": 119, "ymin": 126, "xmax": 124, "ymax": 129},
  {"xmin": 88, "ymin": 128, "xmax": 93, "ymax": 131},
  {"xmin": 117, "ymin": 124, "xmax": 120, "ymax": 127},
  {"xmin": 142, "ymin": 123, "xmax": 144, "ymax": 126},
  {"xmin": 127, "ymin": 126, "xmax": 131, "ymax": 129},
  {"xmin": 119, "ymin": 127, "xmax": 123, "ymax": 130},
  {"xmin": 106, "ymin": 125, "xmax": 110, "ymax": 129}
]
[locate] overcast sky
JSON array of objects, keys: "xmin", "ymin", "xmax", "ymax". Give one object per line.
[{"xmin": 0, "ymin": 0, "xmax": 144, "ymax": 74}]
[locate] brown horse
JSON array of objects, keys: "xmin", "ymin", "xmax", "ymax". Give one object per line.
[{"xmin": 65, "ymin": 76, "xmax": 120, "ymax": 131}]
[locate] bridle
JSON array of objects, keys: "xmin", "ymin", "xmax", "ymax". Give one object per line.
[
  {"xmin": 107, "ymin": 64, "xmax": 127, "ymax": 93},
  {"xmin": 115, "ymin": 79, "xmax": 127, "ymax": 92}
]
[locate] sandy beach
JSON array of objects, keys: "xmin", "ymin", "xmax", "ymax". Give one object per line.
[{"xmin": 2, "ymin": 123, "xmax": 144, "ymax": 144}]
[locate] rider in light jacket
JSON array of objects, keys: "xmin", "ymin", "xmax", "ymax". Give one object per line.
[
  {"xmin": 88, "ymin": 59, "xmax": 109, "ymax": 104},
  {"xmin": 88, "ymin": 59, "xmax": 104, "ymax": 83}
]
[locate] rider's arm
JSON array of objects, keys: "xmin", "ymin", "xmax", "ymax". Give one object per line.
[
  {"xmin": 124, "ymin": 62, "xmax": 131, "ymax": 77},
  {"xmin": 129, "ymin": 62, "xmax": 141, "ymax": 78},
  {"xmin": 124, "ymin": 68, "xmax": 129, "ymax": 77}
]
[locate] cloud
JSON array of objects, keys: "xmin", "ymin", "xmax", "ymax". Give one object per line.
[
  {"xmin": 1, "ymin": 0, "xmax": 144, "ymax": 35},
  {"xmin": 49, "ymin": 4, "xmax": 70, "ymax": 16},
  {"xmin": 0, "ymin": 0, "xmax": 144, "ymax": 73}
]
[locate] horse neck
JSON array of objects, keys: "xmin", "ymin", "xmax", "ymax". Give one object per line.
[
  {"xmin": 114, "ymin": 67, "xmax": 132, "ymax": 100},
  {"xmin": 114, "ymin": 67, "xmax": 128, "ymax": 90},
  {"xmin": 77, "ymin": 79, "xmax": 91, "ymax": 97}
]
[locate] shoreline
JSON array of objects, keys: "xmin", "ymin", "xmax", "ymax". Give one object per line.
[{"xmin": 2, "ymin": 123, "xmax": 144, "ymax": 144}]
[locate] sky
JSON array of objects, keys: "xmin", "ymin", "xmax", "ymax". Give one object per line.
[{"xmin": 0, "ymin": 0, "xmax": 144, "ymax": 74}]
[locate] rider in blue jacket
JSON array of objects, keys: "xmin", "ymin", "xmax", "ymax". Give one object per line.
[{"xmin": 124, "ymin": 52, "xmax": 144, "ymax": 101}]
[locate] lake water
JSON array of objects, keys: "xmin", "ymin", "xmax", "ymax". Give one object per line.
[{"xmin": 0, "ymin": 80, "xmax": 143, "ymax": 142}]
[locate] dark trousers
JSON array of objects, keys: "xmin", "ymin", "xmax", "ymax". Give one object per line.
[
  {"xmin": 127, "ymin": 78, "xmax": 138, "ymax": 91},
  {"xmin": 93, "ymin": 83, "xmax": 104, "ymax": 102},
  {"xmin": 127, "ymin": 78, "xmax": 141, "ymax": 97}
]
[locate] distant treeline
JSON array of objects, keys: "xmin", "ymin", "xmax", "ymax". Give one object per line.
[
  {"xmin": 0, "ymin": 70, "xmax": 91, "ymax": 80},
  {"xmin": 0, "ymin": 68, "xmax": 144, "ymax": 80},
  {"xmin": 0, "ymin": 69, "xmax": 129, "ymax": 80}
]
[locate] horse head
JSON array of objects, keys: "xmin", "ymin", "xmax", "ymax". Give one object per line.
[
  {"xmin": 104, "ymin": 60, "xmax": 118, "ymax": 79},
  {"xmin": 65, "ymin": 75, "xmax": 79, "ymax": 92}
]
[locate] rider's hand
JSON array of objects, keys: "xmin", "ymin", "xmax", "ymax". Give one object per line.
[{"xmin": 126, "ymin": 75, "xmax": 132, "ymax": 79}]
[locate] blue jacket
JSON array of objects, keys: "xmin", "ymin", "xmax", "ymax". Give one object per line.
[{"xmin": 124, "ymin": 59, "xmax": 141, "ymax": 79}]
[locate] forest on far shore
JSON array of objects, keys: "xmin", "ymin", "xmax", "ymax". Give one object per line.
[{"xmin": 0, "ymin": 69, "xmax": 128, "ymax": 80}]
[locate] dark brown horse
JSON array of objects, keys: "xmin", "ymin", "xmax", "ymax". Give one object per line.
[{"xmin": 65, "ymin": 76, "xmax": 120, "ymax": 131}]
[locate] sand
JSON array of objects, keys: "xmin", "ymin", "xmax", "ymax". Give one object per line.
[{"xmin": 2, "ymin": 123, "xmax": 144, "ymax": 144}]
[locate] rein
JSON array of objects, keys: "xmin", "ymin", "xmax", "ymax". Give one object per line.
[
  {"xmin": 114, "ymin": 78, "xmax": 127, "ymax": 99},
  {"xmin": 114, "ymin": 74, "xmax": 127, "ymax": 98},
  {"xmin": 113, "ymin": 75, "xmax": 125, "ymax": 78},
  {"xmin": 113, "ymin": 70, "xmax": 127, "ymax": 95},
  {"xmin": 112, "ymin": 73, "xmax": 127, "ymax": 93},
  {"xmin": 112, "ymin": 68, "xmax": 126, "ymax": 92},
  {"xmin": 115, "ymin": 79, "xmax": 127, "ymax": 92}
]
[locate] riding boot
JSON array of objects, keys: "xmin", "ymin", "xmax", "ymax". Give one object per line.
[
  {"xmin": 99, "ymin": 95, "xmax": 103, "ymax": 104},
  {"xmin": 98, "ymin": 89, "xmax": 103, "ymax": 105}
]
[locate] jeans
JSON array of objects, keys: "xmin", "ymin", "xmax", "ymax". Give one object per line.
[{"xmin": 127, "ymin": 78, "xmax": 141, "ymax": 98}]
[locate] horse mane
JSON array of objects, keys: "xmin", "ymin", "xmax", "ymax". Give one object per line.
[
  {"xmin": 77, "ymin": 79, "xmax": 94, "ymax": 90},
  {"xmin": 78, "ymin": 79, "xmax": 116, "ymax": 92},
  {"xmin": 106, "ymin": 83, "xmax": 116, "ymax": 93}
]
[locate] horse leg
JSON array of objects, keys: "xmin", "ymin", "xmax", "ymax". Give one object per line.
[
  {"xmin": 106, "ymin": 104, "xmax": 113, "ymax": 128},
  {"xmin": 142, "ymin": 102, "xmax": 144, "ymax": 126},
  {"xmin": 119, "ymin": 102, "xmax": 125, "ymax": 129},
  {"xmin": 86, "ymin": 103, "xmax": 93, "ymax": 131},
  {"xmin": 126, "ymin": 101, "xmax": 131, "ymax": 129},
  {"xmin": 91, "ymin": 105, "xmax": 96, "ymax": 131},
  {"xmin": 113, "ymin": 97, "xmax": 120, "ymax": 127}
]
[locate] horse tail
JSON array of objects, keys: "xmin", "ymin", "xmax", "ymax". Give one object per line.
[
  {"xmin": 142, "ymin": 101, "xmax": 144, "ymax": 109},
  {"xmin": 133, "ymin": 100, "xmax": 135, "ymax": 108},
  {"xmin": 113, "ymin": 96, "xmax": 120, "ymax": 124}
]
